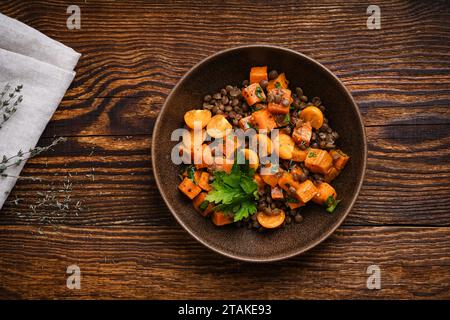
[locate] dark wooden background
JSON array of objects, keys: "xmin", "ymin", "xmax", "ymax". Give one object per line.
[{"xmin": 0, "ymin": 0, "xmax": 449, "ymax": 299}]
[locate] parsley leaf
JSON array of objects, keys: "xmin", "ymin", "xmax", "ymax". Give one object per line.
[
  {"xmin": 233, "ymin": 201, "xmax": 257, "ymax": 222},
  {"xmin": 187, "ymin": 165, "xmax": 196, "ymax": 180},
  {"xmin": 205, "ymin": 163, "xmax": 258, "ymax": 221},
  {"xmin": 326, "ymin": 196, "xmax": 341, "ymax": 213}
]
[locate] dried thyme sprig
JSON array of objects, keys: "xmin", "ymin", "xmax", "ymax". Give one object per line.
[
  {"xmin": 0, "ymin": 84, "xmax": 23, "ymax": 129},
  {"xmin": 0, "ymin": 137, "xmax": 67, "ymax": 178}
]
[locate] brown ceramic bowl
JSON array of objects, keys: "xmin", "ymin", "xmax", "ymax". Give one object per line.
[{"xmin": 152, "ymin": 45, "xmax": 367, "ymax": 262}]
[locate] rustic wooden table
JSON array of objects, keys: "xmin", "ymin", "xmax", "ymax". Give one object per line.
[{"xmin": 0, "ymin": 0, "xmax": 449, "ymax": 299}]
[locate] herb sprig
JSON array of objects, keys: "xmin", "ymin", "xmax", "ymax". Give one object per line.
[
  {"xmin": 0, "ymin": 137, "xmax": 67, "ymax": 178},
  {"xmin": 326, "ymin": 196, "xmax": 341, "ymax": 213},
  {"xmin": 0, "ymin": 84, "xmax": 23, "ymax": 129},
  {"xmin": 206, "ymin": 162, "xmax": 259, "ymax": 222}
]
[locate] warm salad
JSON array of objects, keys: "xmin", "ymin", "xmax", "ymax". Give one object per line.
[{"xmin": 176, "ymin": 66, "xmax": 349, "ymax": 231}]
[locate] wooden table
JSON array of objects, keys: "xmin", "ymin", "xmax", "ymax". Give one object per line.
[{"xmin": 0, "ymin": 0, "xmax": 449, "ymax": 299}]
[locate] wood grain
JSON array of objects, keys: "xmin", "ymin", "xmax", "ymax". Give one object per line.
[
  {"xmin": 0, "ymin": 225, "xmax": 448, "ymax": 299},
  {"xmin": 3, "ymin": 0, "xmax": 450, "ymax": 137},
  {"xmin": 0, "ymin": 0, "xmax": 449, "ymax": 299}
]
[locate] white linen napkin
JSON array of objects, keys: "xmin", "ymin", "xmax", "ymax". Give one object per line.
[{"xmin": 0, "ymin": 13, "xmax": 80, "ymax": 209}]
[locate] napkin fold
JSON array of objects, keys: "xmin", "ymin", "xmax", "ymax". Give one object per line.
[{"xmin": 0, "ymin": 13, "xmax": 80, "ymax": 209}]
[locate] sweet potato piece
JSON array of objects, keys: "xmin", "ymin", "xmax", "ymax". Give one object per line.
[
  {"xmin": 279, "ymin": 173, "xmax": 316, "ymax": 203},
  {"xmin": 295, "ymin": 179, "xmax": 317, "ymax": 203},
  {"xmin": 330, "ymin": 149, "xmax": 350, "ymax": 170},
  {"xmin": 193, "ymin": 192, "xmax": 206, "ymax": 211},
  {"xmin": 267, "ymin": 88, "xmax": 293, "ymax": 115},
  {"xmin": 292, "ymin": 147, "xmax": 307, "ymax": 162},
  {"xmin": 290, "ymin": 166, "xmax": 303, "ymax": 177},
  {"xmin": 304, "ymin": 148, "xmax": 333, "ymax": 175},
  {"xmin": 278, "ymin": 172, "xmax": 297, "ymax": 192},
  {"xmin": 193, "ymin": 192, "xmax": 214, "ymax": 216},
  {"xmin": 267, "ymin": 73, "xmax": 289, "ymax": 91},
  {"xmin": 198, "ymin": 172, "xmax": 212, "ymax": 191},
  {"xmin": 250, "ymin": 66, "xmax": 268, "ymax": 84},
  {"xmin": 254, "ymin": 173, "xmax": 265, "ymax": 189},
  {"xmin": 268, "ymin": 103, "xmax": 289, "ymax": 115},
  {"xmin": 324, "ymin": 167, "xmax": 340, "ymax": 183},
  {"xmin": 250, "ymin": 109, "xmax": 277, "ymax": 130},
  {"xmin": 212, "ymin": 211, "xmax": 234, "ymax": 226},
  {"xmin": 292, "ymin": 122, "xmax": 312, "ymax": 146},
  {"xmin": 287, "ymin": 201, "xmax": 305, "ymax": 210},
  {"xmin": 262, "ymin": 174, "xmax": 279, "ymax": 188},
  {"xmin": 178, "ymin": 177, "xmax": 202, "ymax": 199},
  {"xmin": 271, "ymin": 186, "xmax": 284, "ymax": 200},
  {"xmin": 193, "ymin": 170, "xmax": 202, "ymax": 184},
  {"xmin": 239, "ymin": 115, "xmax": 253, "ymax": 130},
  {"xmin": 242, "ymin": 83, "xmax": 266, "ymax": 106},
  {"xmin": 312, "ymin": 182, "xmax": 337, "ymax": 206}
]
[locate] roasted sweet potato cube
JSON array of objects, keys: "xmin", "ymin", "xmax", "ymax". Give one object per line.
[
  {"xmin": 212, "ymin": 211, "xmax": 234, "ymax": 226},
  {"xmin": 268, "ymin": 102, "xmax": 289, "ymax": 115},
  {"xmin": 292, "ymin": 122, "xmax": 312, "ymax": 146},
  {"xmin": 295, "ymin": 179, "xmax": 317, "ymax": 203},
  {"xmin": 267, "ymin": 88, "xmax": 292, "ymax": 115},
  {"xmin": 271, "ymin": 186, "xmax": 284, "ymax": 200},
  {"xmin": 239, "ymin": 115, "xmax": 253, "ymax": 130},
  {"xmin": 178, "ymin": 177, "xmax": 202, "ymax": 199},
  {"xmin": 254, "ymin": 173, "xmax": 265, "ymax": 190},
  {"xmin": 292, "ymin": 147, "xmax": 307, "ymax": 162},
  {"xmin": 290, "ymin": 166, "xmax": 303, "ymax": 176},
  {"xmin": 198, "ymin": 172, "xmax": 212, "ymax": 191},
  {"xmin": 267, "ymin": 73, "xmax": 289, "ymax": 91},
  {"xmin": 304, "ymin": 148, "xmax": 333, "ymax": 175},
  {"xmin": 193, "ymin": 170, "xmax": 202, "ymax": 184},
  {"xmin": 287, "ymin": 201, "xmax": 305, "ymax": 210},
  {"xmin": 242, "ymin": 83, "xmax": 266, "ymax": 106},
  {"xmin": 278, "ymin": 172, "xmax": 298, "ymax": 193},
  {"xmin": 312, "ymin": 182, "xmax": 337, "ymax": 205},
  {"xmin": 329, "ymin": 149, "xmax": 350, "ymax": 170},
  {"xmin": 249, "ymin": 66, "xmax": 268, "ymax": 84},
  {"xmin": 193, "ymin": 192, "xmax": 214, "ymax": 216},
  {"xmin": 324, "ymin": 167, "xmax": 340, "ymax": 183},
  {"xmin": 262, "ymin": 173, "xmax": 279, "ymax": 188},
  {"xmin": 250, "ymin": 109, "xmax": 277, "ymax": 130}
]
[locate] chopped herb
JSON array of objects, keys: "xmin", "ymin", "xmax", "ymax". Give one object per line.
[
  {"xmin": 284, "ymin": 113, "xmax": 290, "ymax": 123},
  {"xmin": 187, "ymin": 165, "xmax": 196, "ymax": 180},
  {"xmin": 275, "ymin": 82, "xmax": 282, "ymax": 89},
  {"xmin": 308, "ymin": 151, "xmax": 317, "ymax": 158},
  {"xmin": 205, "ymin": 162, "xmax": 258, "ymax": 222},
  {"xmin": 326, "ymin": 196, "xmax": 341, "ymax": 213},
  {"xmin": 255, "ymin": 86, "xmax": 264, "ymax": 100},
  {"xmin": 199, "ymin": 200, "xmax": 209, "ymax": 211}
]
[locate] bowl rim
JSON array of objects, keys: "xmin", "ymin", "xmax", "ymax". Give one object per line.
[{"xmin": 152, "ymin": 44, "xmax": 367, "ymax": 262}]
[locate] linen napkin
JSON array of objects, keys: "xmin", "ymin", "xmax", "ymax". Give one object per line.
[{"xmin": 0, "ymin": 13, "xmax": 80, "ymax": 209}]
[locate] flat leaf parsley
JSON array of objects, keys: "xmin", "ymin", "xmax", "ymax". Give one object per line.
[{"xmin": 205, "ymin": 163, "xmax": 259, "ymax": 222}]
